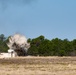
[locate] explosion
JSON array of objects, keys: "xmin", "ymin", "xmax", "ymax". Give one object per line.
[{"xmin": 7, "ymin": 34, "xmax": 30, "ymax": 56}]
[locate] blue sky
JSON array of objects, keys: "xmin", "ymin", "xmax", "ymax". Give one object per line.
[{"xmin": 0, "ymin": 0, "xmax": 76, "ymax": 40}]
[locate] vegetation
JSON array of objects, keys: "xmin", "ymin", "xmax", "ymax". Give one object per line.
[
  {"xmin": 0, "ymin": 34, "xmax": 9, "ymax": 52},
  {"xmin": 0, "ymin": 57, "xmax": 76, "ymax": 75},
  {"xmin": 0, "ymin": 34, "xmax": 76, "ymax": 56},
  {"xmin": 27, "ymin": 35, "xmax": 76, "ymax": 56}
]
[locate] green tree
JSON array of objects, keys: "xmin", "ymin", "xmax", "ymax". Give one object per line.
[
  {"xmin": 0, "ymin": 34, "xmax": 9, "ymax": 52},
  {"xmin": 0, "ymin": 34, "xmax": 6, "ymax": 41}
]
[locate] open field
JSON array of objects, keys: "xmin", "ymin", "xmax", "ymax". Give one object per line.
[{"xmin": 0, "ymin": 56, "xmax": 76, "ymax": 75}]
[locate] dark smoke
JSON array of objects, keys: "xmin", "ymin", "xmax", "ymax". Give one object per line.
[
  {"xmin": 0, "ymin": 0, "xmax": 35, "ymax": 4},
  {"xmin": 0, "ymin": 0, "xmax": 35, "ymax": 10}
]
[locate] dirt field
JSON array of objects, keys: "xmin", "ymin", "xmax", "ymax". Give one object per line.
[{"xmin": 0, "ymin": 56, "xmax": 76, "ymax": 75}]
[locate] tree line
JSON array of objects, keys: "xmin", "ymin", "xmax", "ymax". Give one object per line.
[
  {"xmin": 27, "ymin": 35, "xmax": 76, "ymax": 56},
  {"xmin": 0, "ymin": 34, "xmax": 76, "ymax": 56}
]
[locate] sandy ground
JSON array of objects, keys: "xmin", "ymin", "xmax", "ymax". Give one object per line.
[{"xmin": 0, "ymin": 56, "xmax": 76, "ymax": 75}]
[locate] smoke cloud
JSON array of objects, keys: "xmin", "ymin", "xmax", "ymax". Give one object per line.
[
  {"xmin": 0, "ymin": 0, "xmax": 35, "ymax": 10},
  {"xmin": 7, "ymin": 34, "xmax": 30, "ymax": 56}
]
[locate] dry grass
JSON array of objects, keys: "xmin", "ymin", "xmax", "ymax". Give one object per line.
[{"xmin": 0, "ymin": 56, "xmax": 76, "ymax": 75}]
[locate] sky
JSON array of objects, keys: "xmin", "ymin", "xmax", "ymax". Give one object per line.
[{"xmin": 0, "ymin": 0, "xmax": 76, "ymax": 40}]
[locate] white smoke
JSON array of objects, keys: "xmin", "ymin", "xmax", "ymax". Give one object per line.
[{"xmin": 7, "ymin": 33, "xmax": 30, "ymax": 56}]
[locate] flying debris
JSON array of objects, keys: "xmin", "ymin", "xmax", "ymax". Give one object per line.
[{"xmin": 7, "ymin": 34, "xmax": 30, "ymax": 56}]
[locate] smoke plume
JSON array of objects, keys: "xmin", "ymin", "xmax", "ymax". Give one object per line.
[
  {"xmin": 0, "ymin": 0, "xmax": 35, "ymax": 10},
  {"xmin": 7, "ymin": 34, "xmax": 30, "ymax": 56}
]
